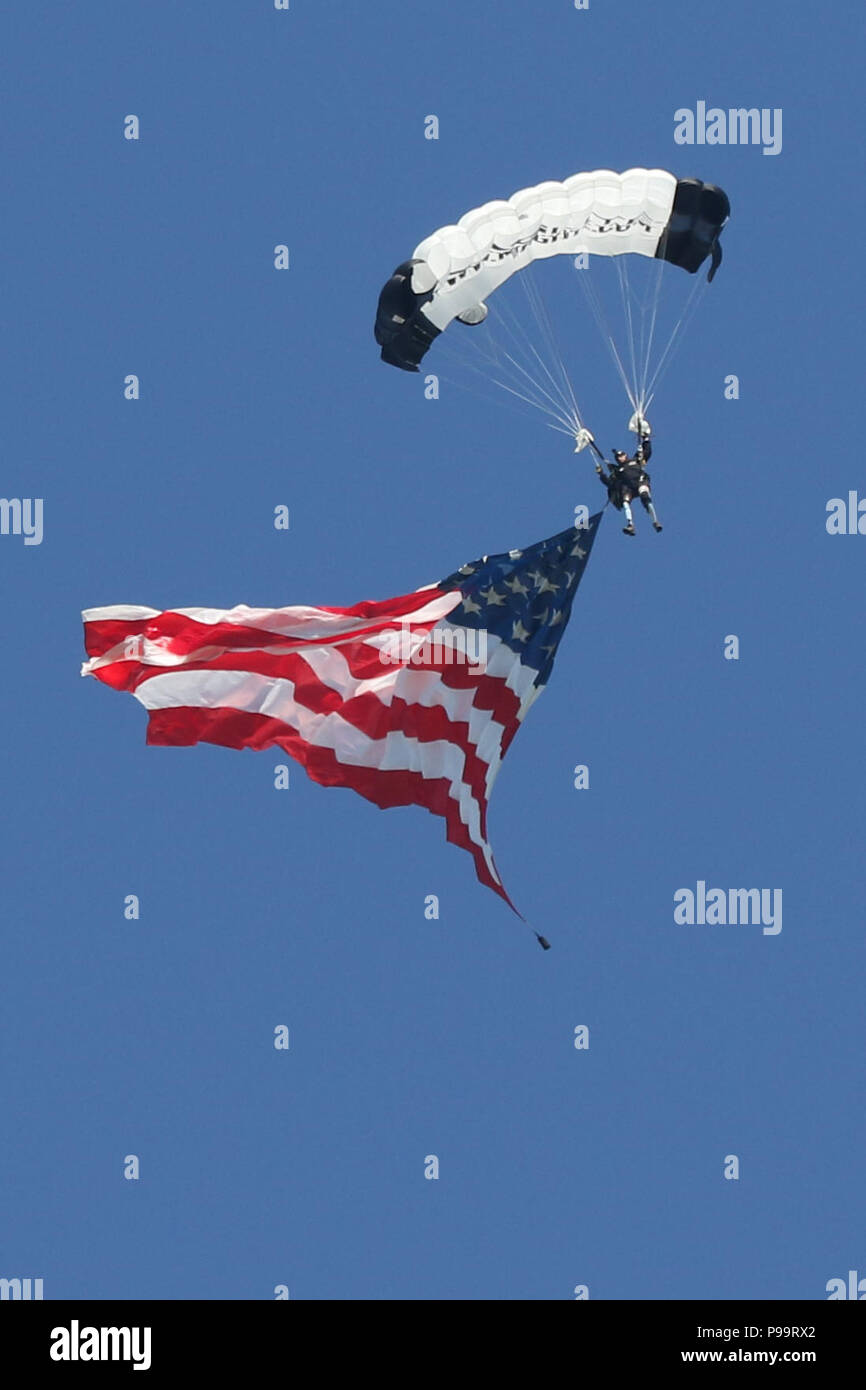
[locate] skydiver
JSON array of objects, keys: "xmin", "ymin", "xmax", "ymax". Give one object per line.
[{"xmin": 595, "ymin": 421, "xmax": 662, "ymax": 536}]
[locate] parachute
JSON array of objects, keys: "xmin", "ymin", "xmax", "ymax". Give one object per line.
[{"xmin": 375, "ymin": 167, "xmax": 730, "ymax": 440}]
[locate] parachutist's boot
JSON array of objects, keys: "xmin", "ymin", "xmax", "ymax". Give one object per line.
[
  {"xmin": 653, "ymin": 521, "xmax": 663, "ymax": 533},
  {"xmin": 623, "ymin": 523, "xmax": 636, "ymax": 536}
]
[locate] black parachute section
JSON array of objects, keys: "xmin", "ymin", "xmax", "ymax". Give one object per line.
[
  {"xmin": 374, "ymin": 260, "xmax": 440, "ymax": 373},
  {"xmin": 656, "ymin": 179, "xmax": 731, "ymax": 282}
]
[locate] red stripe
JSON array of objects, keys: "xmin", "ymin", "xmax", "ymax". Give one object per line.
[
  {"xmin": 145, "ymin": 706, "xmax": 511, "ymax": 904},
  {"xmin": 86, "ymin": 605, "xmax": 530, "ymax": 735},
  {"xmin": 94, "ymin": 648, "xmax": 520, "ymax": 812},
  {"xmin": 84, "ymin": 590, "xmax": 452, "ymax": 659},
  {"xmin": 90, "ymin": 635, "xmax": 526, "ymax": 739},
  {"xmin": 83, "ymin": 618, "xmax": 152, "ymax": 661}
]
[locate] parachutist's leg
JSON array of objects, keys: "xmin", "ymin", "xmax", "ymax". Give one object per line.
[
  {"xmin": 638, "ymin": 484, "xmax": 662, "ymax": 532},
  {"xmin": 622, "ymin": 498, "xmax": 635, "ymax": 535}
]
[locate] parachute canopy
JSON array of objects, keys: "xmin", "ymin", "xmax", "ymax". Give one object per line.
[{"xmin": 375, "ymin": 168, "xmax": 730, "ymax": 374}]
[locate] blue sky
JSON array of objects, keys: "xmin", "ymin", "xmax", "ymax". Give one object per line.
[{"xmin": 1, "ymin": 0, "xmax": 863, "ymax": 1300}]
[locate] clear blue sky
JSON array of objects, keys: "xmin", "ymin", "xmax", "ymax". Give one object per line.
[{"xmin": 1, "ymin": 1, "xmax": 863, "ymax": 1300}]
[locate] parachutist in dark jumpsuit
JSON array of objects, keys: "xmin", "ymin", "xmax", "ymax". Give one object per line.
[{"xmin": 596, "ymin": 436, "xmax": 662, "ymax": 535}]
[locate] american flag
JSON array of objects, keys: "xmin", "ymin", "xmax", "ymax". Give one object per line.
[{"xmin": 81, "ymin": 515, "xmax": 602, "ymax": 911}]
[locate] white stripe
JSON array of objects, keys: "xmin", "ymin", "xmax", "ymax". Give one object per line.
[
  {"xmin": 83, "ymin": 619, "xmax": 545, "ymax": 809},
  {"xmin": 134, "ymin": 666, "xmax": 502, "ymax": 882},
  {"xmin": 82, "ymin": 605, "xmax": 161, "ymax": 622},
  {"xmin": 295, "ymin": 634, "xmax": 535, "ymax": 808},
  {"xmin": 83, "ymin": 594, "xmax": 460, "ymax": 641},
  {"xmin": 81, "ymin": 592, "xmax": 463, "ymax": 679}
]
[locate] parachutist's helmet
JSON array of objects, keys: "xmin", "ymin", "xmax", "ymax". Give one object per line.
[{"xmin": 613, "ymin": 450, "xmax": 628, "ymax": 463}]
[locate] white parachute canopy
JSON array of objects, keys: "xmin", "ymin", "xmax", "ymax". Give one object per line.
[
  {"xmin": 375, "ymin": 167, "xmax": 730, "ymax": 442},
  {"xmin": 412, "ymin": 168, "xmax": 678, "ymax": 327}
]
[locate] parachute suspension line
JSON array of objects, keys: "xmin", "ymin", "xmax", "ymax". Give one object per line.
[
  {"xmin": 577, "ymin": 256, "xmax": 710, "ymax": 420},
  {"xmin": 615, "ymin": 258, "xmax": 641, "ymax": 415},
  {"xmin": 488, "ymin": 302, "xmax": 584, "ymax": 435},
  {"xmin": 496, "ymin": 309, "xmax": 580, "ymax": 435},
  {"xmin": 415, "ymin": 250, "xmax": 715, "ymax": 445},
  {"xmin": 636, "ymin": 256, "xmax": 667, "ymax": 414},
  {"xmin": 436, "ymin": 351, "xmax": 581, "ymax": 439},
  {"xmin": 442, "ymin": 273, "xmax": 585, "ymax": 437},
  {"xmin": 485, "ymin": 272, "xmax": 583, "ymax": 434},
  {"xmin": 442, "ymin": 304, "xmax": 567, "ymax": 427},
  {"xmin": 575, "ymin": 264, "xmax": 639, "ymax": 414},
  {"xmin": 643, "ymin": 272, "xmax": 708, "ymax": 413},
  {"xmin": 614, "ymin": 255, "xmax": 670, "ymax": 418},
  {"xmin": 437, "ymin": 297, "xmax": 584, "ymax": 438},
  {"xmin": 519, "ymin": 268, "xmax": 584, "ymax": 437}
]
